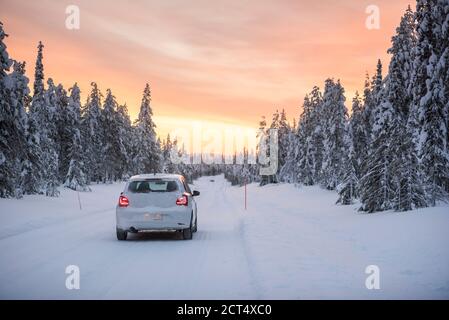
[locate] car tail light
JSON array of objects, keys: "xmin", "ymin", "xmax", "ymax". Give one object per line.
[
  {"xmin": 118, "ymin": 195, "xmax": 129, "ymax": 207},
  {"xmin": 176, "ymin": 194, "xmax": 188, "ymax": 206}
]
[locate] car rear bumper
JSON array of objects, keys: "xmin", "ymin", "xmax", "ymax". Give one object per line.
[{"xmin": 116, "ymin": 207, "xmax": 191, "ymax": 231}]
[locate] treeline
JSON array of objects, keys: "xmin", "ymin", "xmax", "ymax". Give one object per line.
[
  {"xmin": 0, "ymin": 19, "xmax": 249, "ymax": 197},
  {"xmin": 0, "ymin": 18, "xmax": 253, "ymax": 198},
  {"xmin": 0, "ymin": 24, "xmax": 164, "ymax": 197},
  {"xmin": 161, "ymin": 138, "xmax": 260, "ymax": 186},
  {"xmin": 272, "ymin": 3, "xmax": 448, "ymax": 212},
  {"xmin": 1, "ymin": 0, "xmax": 448, "ymax": 214}
]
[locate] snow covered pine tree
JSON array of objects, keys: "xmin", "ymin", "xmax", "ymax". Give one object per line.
[
  {"xmin": 132, "ymin": 83, "xmax": 162, "ymax": 174},
  {"xmin": 0, "ymin": 22, "xmax": 29, "ymax": 198},
  {"xmin": 64, "ymin": 84, "xmax": 89, "ymax": 191}
]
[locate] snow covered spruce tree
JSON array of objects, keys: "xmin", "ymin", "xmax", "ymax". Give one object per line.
[
  {"xmin": 336, "ymin": 93, "xmax": 365, "ymax": 204},
  {"xmin": 54, "ymin": 83, "xmax": 69, "ymax": 181},
  {"xmin": 279, "ymin": 127, "xmax": 299, "ymax": 183},
  {"xmin": 410, "ymin": 0, "xmax": 449, "ymax": 205},
  {"xmin": 390, "ymin": 118, "xmax": 427, "ymax": 211},
  {"xmin": 0, "ymin": 22, "xmax": 9, "ymax": 76},
  {"xmin": 372, "ymin": 60, "xmax": 384, "ymax": 105},
  {"xmin": 41, "ymin": 78, "xmax": 60, "ymax": 196},
  {"xmin": 162, "ymin": 134, "xmax": 177, "ymax": 173},
  {"xmin": 132, "ymin": 83, "xmax": 161, "ymax": 174},
  {"xmin": 115, "ymin": 103, "xmax": 133, "ymax": 179},
  {"xmin": 348, "ymin": 92, "xmax": 367, "ymax": 179},
  {"xmin": 387, "ymin": 6, "xmax": 427, "ymax": 211},
  {"xmin": 25, "ymin": 42, "xmax": 59, "ymax": 196},
  {"xmin": 81, "ymin": 82, "xmax": 104, "ymax": 183},
  {"xmin": 361, "ymin": 74, "xmax": 374, "ymax": 147},
  {"xmin": 0, "ymin": 22, "xmax": 30, "ymax": 198},
  {"xmin": 64, "ymin": 83, "xmax": 89, "ymax": 191},
  {"xmin": 360, "ymin": 63, "xmax": 395, "ymax": 213},
  {"xmin": 388, "ymin": 6, "xmax": 417, "ymax": 121},
  {"xmin": 361, "ymin": 60, "xmax": 384, "ymax": 151},
  {"xmin": 308, "ymin": 86, "xmax": 325, "ymax": 184},
  {"xmin": 294, "ymin": 86, "xmax": 324, "ymax": 186},
  {"xmin": 0, "ymin": 21, "xmax": 13, "ymax": 197},
  {"xmin": 321, "ymin": 79, "xmax": 348, "ymax": 190},
  {"xmin": 359, "ymin": 80, "xmax": 397, "ymax": 212},
  {"xmin": 295, "ymin": 95, "xmax": 315, "ymax": 185},
  {"xmin": 277, "ymin": 109, "xmax": 291, "ymax": 177},
  {"xmin": 22, "ymin": 42, "xmax": 43, "ymax": 195},
  {"xmin": 43, "ymin": 78, "xmax": 64, "ymax": 185},
  {"xmin": 101, "ymin": 89, "xmax": 126, "ymax": 182},
  {"xmin": 336, "ymin": 122, "xmax": 358, "ymax": 205},
  {"xmin": 2, "ymin": 61, "xmax": 30, "ymax": 198}
]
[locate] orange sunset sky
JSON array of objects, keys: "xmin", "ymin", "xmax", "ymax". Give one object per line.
[{"xmin": 1, "ymin": 0, "xmax": 413, "ymax": 139}]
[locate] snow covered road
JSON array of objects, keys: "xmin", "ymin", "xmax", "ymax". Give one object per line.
[
  {"xmin": 0, "ymin": 176, "xmax": 258, "ymax": 299},
  {"xmin": 0, "ymin": 175, "xmax": 448, "ymax": 299}
]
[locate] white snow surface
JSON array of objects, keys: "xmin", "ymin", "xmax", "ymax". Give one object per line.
[{"xmin": 0, "ymin": 175, "xmax": 448, "ymax": 299}]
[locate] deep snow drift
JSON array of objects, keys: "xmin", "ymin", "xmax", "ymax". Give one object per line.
[{"xmin": 0, "ymin": 175, "xmax": 448, "ymax": 299}]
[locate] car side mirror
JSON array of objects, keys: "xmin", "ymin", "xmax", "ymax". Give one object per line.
[{"xmin": 192, "ymin": 190, "xmax": 200, "ymax": 196}]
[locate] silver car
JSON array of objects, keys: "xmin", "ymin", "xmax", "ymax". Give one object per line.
[{"xmin": 116, "ymin": 174, "xmax": 199, "ymax": 240}]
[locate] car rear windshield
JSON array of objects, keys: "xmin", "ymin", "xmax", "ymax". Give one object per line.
[{"xmin": 128, "ymin": 179, "xmax": 179, "ymax": 193}]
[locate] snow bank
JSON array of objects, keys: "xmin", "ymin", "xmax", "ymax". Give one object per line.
[{"xmin": 229, "ymin": 182, "xmax": 449, "ymax": 299}]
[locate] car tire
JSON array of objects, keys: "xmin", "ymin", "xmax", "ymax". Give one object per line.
[
  {"xmin": 182, "ymin": 219, "xmax": 193, "ymax": 240},
  {"xmin": 193, "ymin": 215, "xmax": 198, "ymax": 233},
  {"xmin": 116, "ymin": 228, "xmax": 127, "ymax": 241}
]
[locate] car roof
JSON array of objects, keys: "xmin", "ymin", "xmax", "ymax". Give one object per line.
[{"xmin": 129, "ymin": 173, "xmax": 184, "ymax": 181}]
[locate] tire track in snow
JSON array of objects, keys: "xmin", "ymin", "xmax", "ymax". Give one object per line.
[{"xmin": 220, "ymin": 180, "xmax": 262, "ymax": 299}]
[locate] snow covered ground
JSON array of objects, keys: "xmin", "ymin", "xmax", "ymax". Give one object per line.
[{"xmin": 0, "ymin": 174, "xmax": 448, "ymax": 299}]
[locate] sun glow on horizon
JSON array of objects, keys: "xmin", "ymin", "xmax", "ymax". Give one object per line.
[{"xmin": 155, "ymin": 116, "xmax": 259, "ymax": 156}]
